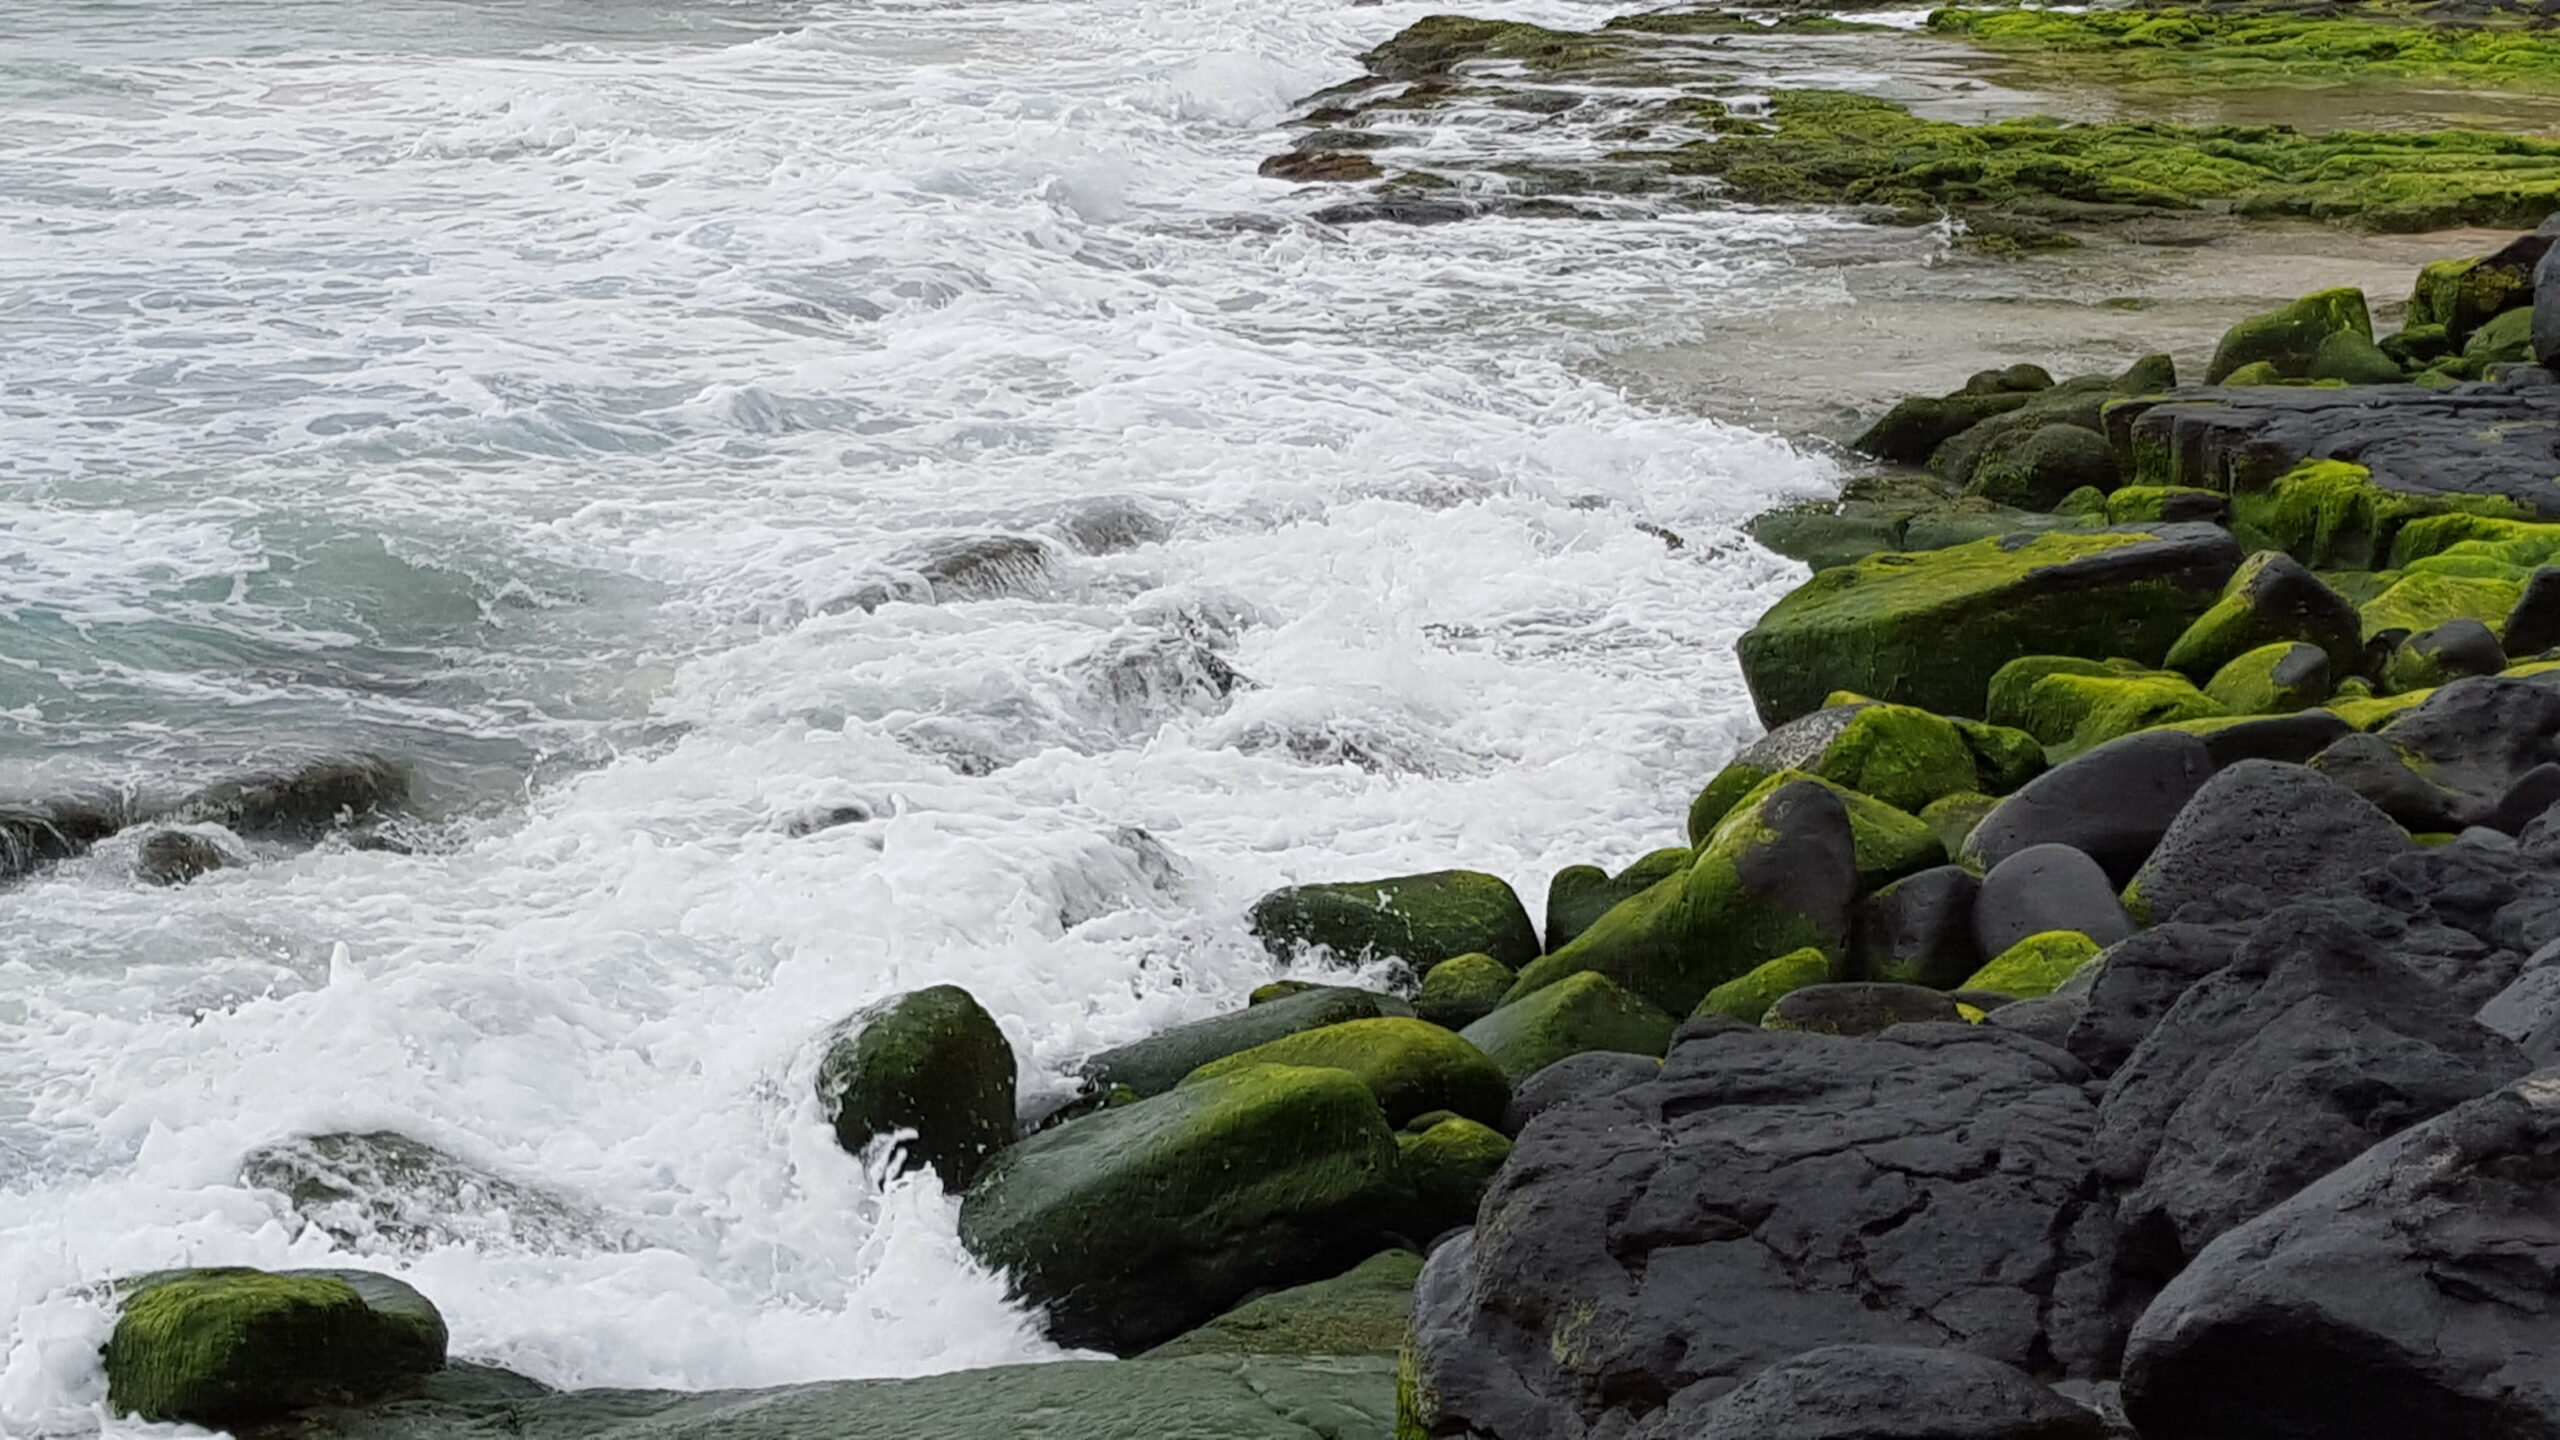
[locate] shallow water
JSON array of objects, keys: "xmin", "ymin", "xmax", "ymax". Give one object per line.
[{"xmin": 0, "ymin": 0, "xmax": 1858, "ymax": 1431}]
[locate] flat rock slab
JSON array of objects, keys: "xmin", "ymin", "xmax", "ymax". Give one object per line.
[
  {"xmin": 1403, "ymin": 1025, "xmax": 2122, "ymax": 1439},
  {"xmin": 284, "ymin": 1354, "xmax": 1396, "ymax": 1440},
  {"xmin": 2114, "ymin": 376, "xmax": 2560, "ymax": 513}
]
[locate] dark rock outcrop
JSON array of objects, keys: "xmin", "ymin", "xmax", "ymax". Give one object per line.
[
  {"xmin": 2120, "ymin": 760, "xmax": 2409, "ymax": 923},
  {"xmin": 1683, "ymin": 1344, "xmax": 2107, "ymax": 1440},
  {"xmin": 1974, "ymin": 844, "xmax": 2131, "ymax": 958},
  {"xmin": 1963, "ymin": 730, "xmax": 2216, "ymax": 884}
]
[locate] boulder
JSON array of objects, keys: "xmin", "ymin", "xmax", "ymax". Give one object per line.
[
  {"xmin": 2162, "ymin": 551, "xmax": 2364, "ymax": 684},
  {"xmin": 1963, "ymin": 931, "xmax": 2102, "ymax": 1001},
  {"xmin": 1957, "ymin": 719, "xmax": 2047, "ymax": 794},
  {"xmin": 2105, "ymin": 485, "xmax": 2227, "ymax": 527},
  {"xmin": 2201, "ymin": 641, "xmax": 2330, "ymax": 714},
  {"xmin": 1853, "ymin": 389, "xmax": 2037, "ymax": 464},
  {"xmin": 1969, "ymin": 424, "xmax": 2121, "ymax": 511},
  {"xmin": 1921, "ymin": 790, "xmax": 2003, "ymax": 857},
  {"xmin": 2467, "ymin": 304, "xmax": 2537, "ymax": 363},
  {"xmin": 2094, "ymin": 903, "xmax": 2530, "ymax": 1279},
  {"xmin": 2412, "ymin": 236, "xmax": 2547, "ymax": 348},
  {"xmin": 1398, "ymin": 1116, "xmax": 1512, "ymax": 1234},
  {"xmin": 176, "ymin": 755, "xmax": 411, "ymax": 841},
  {"xmin": 135, "ymin": 829, "xmax": 228, "ymax": 887},
  {"xmin": 1736, "ymin": 524, "xmax": 2244, "ymax": 726},
  {"xmin": 103, "ymin": 1267, "xmax": 447, "ymax": 1425},
  {"xmin": 817, "ymin": 986, "xmax": 1016, "ymax": 1191},
  {"xmin": 1697, "ymin": 945, "xmax": 1832, "ymax": 1024},
  {"xmin": 1460, "ymin": 971, "xmax": 1677, "ymax": 1084},
  {"xmin": 1852, "ymin": 865, "xmax": 1982, "ymax": 989},
  {"xmin": 1517, "ymin": 778, "xmax": 1857, "ymax": 1015},
  {"xmin": 1414, "ymin": 953, "xmax": 1514, "ymax": 1031},
  {"xmin": 1079, "ymin": 986, "xmax": 1406, "ymax": 1098},
  {"xmin": 1399, "ymin": 1026, "xmax": 2122, "ymax": 1439},
  {"xmin": 1186, "ymin": 1017, "xmax": 1509, "ymax": 1129},
  {"xmin": 1689, "ymin": 702, "xmax": 1979, "ymax": 826},
  {"xmin": 2313, "ymin": 676, "xmax": 2560, "ymax": 833},
  {"xmin": 2503, "ymin": 565, "xmax": 2560, "ymax": 656},
  {"xmin": 2065, "ymin": 922, "xmax": 2248, "ymax": 1077},
  {"xmin": 1502, "ymin": 1049, "xmax": 1659, "ymax": 1134},
  {"xmin": 2307, "ymin": 328, "xmax": 2403, "ymax": 385},
  {"xmin": 1763, "ymin": 981, "xmax": 1967, "ymax": 1034},
  {"xmin": 1144, "ymin": 1248, "xmax": 1422, "ymax": 1359},
  {"xmin": 1985, "ymin": 656, "xmax": 2227, "ymax": 758},
  {"xmin": 1249, "ymin": 869, "xmax": 1539, "ymax": 970},
  {"xmin": 1962, "ymin": 730, "xmax": 2217, "ymax": 885},
  {"xmin": 2120, "ymin": 760, "xmax": 2409, "ymax": 925},
  {"xmin": 1974, "ymin": 845, "xmax": 2132, "ymax": 957},
  {"xmin": 2204, "ymin": 287, "xmax": 2372, "ymax": 383},
  {"xmin": 2384, "ymin": 617, "xmax": 2507, "ymax": 692},
  {"xmin": 1685, "ymin": 1344, "xmax": 2108, "ymax": 1440},
  {"xmin": 1542, "ymin": 847, "xmax": 1688, "ymax": 953},
  {"xmin": 2122, "ymin": 1072, "xmax": 2560, "ymax": 1440},
  {"xmin": 957, "ymin": 1062, "xmax": 1407, "ymax": 1354},
  {"xmin": 2187, "ymin": 709, "xmax": 2353, "ymax": 767}
]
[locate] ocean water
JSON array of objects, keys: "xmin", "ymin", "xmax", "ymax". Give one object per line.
[{"xmin": 0, "ymin": 0, "xmax": 1856, "ymax": 1430}]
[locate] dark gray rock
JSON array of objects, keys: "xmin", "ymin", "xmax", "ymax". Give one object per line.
[
  {"xmin": 1985, "ymin": 993, "xmax": 2085, "ymax": 1049},
  {"xmin": 2122, "ymin": 761, "xmax": 2409, "ymax": 924},
  {"xmin": 2477, "ymin": 943, "xmax": 2560, "ymax": 1063},
  {"xmin": 2123, "ymin": 1071, "xmax": 2560, "ymax": 1440},
  {"xmin": 136, "ymin": 829, "xmax": 228, "ymax": 887},
  {"xmin": 1974, "ymin": 845, "xmax": 2132, "ymax": 958},
  {"xmin": 1765, "ymin": 982, "xmax": 1965, "ymax": 1035},
  {"xmin": 1400, "ymin": 1025, "xmax": 2122, "ymax": 1440},
  {"xmin": 2537, "ymin": 220, "xmax": 2560, "ymax": 367},
  {"xmin": 2506, "ymin": 566, "xmax": 2560, "ymax": 656},
  {"xmin": 1684, "ymin": 1345, "xmax": 2106, "ymax": 1440},
  {"xmin": 2315, "ymin": 677, "xmax": 2560, "ymax": 833},
  {"xmin": 2194, "ymin": 709, "xmax": 2351, "ymax": 767},
  {"xmin": 1077, "ymin": 987, "xmax": 1407, "ymax": 1098},
  {"xmin": 176, "ymin": 755, "xmax": 410, "ymax": 841},
  {"xmin": 1963, "ymin": 730, "xmax": 2216, "ymax": 885},
  {"xmin": 2095, "ymin": 903, "xmax": 2530, "ymax": 1283},
  {"xmin": 1501, "ymin": 1049, "xmax": 1659, "ymax": 1135},
  {"xmin": 2066, "ymin": 923, "xmax": 2248, "ymax": 1077},
  {"xmin": 2389, "ymin": 617, "xmax": 2507, "ymax": 691},
  {"xmin": 1853, "ymin": 865, "xmax": 1982, "ymax": 989},
  {"xmin": 0, "ymin": 798, "xmax": 123, "ymax": 881}
]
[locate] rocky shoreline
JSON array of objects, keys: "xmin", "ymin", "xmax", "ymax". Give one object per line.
[{"xmin": 62, "ymin": 5, "xmax": 2560, "ymax": 1440}]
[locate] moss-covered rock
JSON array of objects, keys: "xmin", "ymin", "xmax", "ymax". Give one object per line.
[
  {"xmin": 2205, "ymin": 287, "xmax": 2372, "ymax": 384},
  {"xmin": 1249, "ymin": 980, "xmax": 1321, "ymax": 1005},
  {"xmin": 1081, "ymin": 987, "xmax": 1410, "ymax": 1099},
  {"xmin": 1458, "ymin": 971, "xmax": 1675, "ymax": 1084},
  {"xmin": 1250, "ymin": 870, "xmax": 1539, "ymax": 971},
  {"xmin": 2163, "ymin": 549, "xmax": 2366, "ymax": 682},
  {"xmin": 1969, "ymin": 423, "xmax": 2122, "ymax": 510},
  {"xmin": 2054, "ymin": 485, "xmax": 2109, "ymax": 519},
  {"xmin": 1144, "ymin": 1249, "xmax": 1422, "ymax": 1359},
  {"xmin": 1853, "ymin": 389, "xmax": 2038, "ymax": 464},
  {"xmin": 817, "ymin": 986, "xmax": 1016, "ymax": 1192},
  {"xmin": 1955, "ymin": 719, "xmax": 2047, "ymax": 794},
  {"xmin": 1187, "ymin": 1018, "xmax": 1509, "ymax": 1129},
  {"xmin": 1397, "ymin": 1117, "xmax": 1512, "ymax": 1233},
  {"xmin": 2220, "ymin": 360, "xmax": 2284, "ymax": 386},
  {"xmin": 1921, "ymin": 791, "xmax": 2004, "ymax": 857},
  {"xmin": 1985, "ymin": 656, "xmax": 2229, "ymax": 756},
  {"xmin": 1693, "ymin": 945, "xmax": 1832, "ymax": 1024},
  {"xmin": 1961, "ymin": 930, "xmax": 2103, "ymax": 999},
  {"xmin": 2412, "ymin": 254, "xmax": 2537, "ymax": 347},
  {"xmin": 2381, "ymin": 322, "xmax": 2457, "ymax": 370},
  {"xmin": 2383, "ymin": 618, "xmax": 2508, "ymax": 692},
  {"xmin": 104, "ymin": 1267, "xmax": 447, "ymax": 1425},
  {"xmin": 2230, "ymin": 460, "xmax": 2534, "ymax": 573},
  {"xmin": 1689, "ymin": 702, "xmax": 1981, "ymax": 831},
  {"xmin": 958, "ymin": 1062, "xmax": 1407, "ymax": 1354},
  {"xmin": 2360, "ymin": 568, "xmax": 2525, "ymax": 641},
  {"xmin": 1414, "ymin": 953, "xmax": 1516, "ymax": 1031},
  {"xmin": 1541, "ymin": 848, "xmax": 1689, "ymax": 954},
  {"xmin": 1932, "ymin": 7, "xmax": 2560, "ymax": 98},
  {"xmin": 2464, "ymin": 304, "xmax": 2536, "ymax": 363},
  {"xmin": 2106, "ymin": 486, "xmax": 2228, "ymax": 527},
  {"xmin": 1737, "ymin": 524, "xmax": 2244, "ymax": 726},
  {"xmin": 2307, "ymin": 329, "xmax": 2404, "ymax": 385},
  {"xmin": 2203, "ymin": 641, "xmax": 2333, "ymax": 713},
  {"xmin": 1762, "ymin": 982, "xmax": 1965, "ymax": 1035}
]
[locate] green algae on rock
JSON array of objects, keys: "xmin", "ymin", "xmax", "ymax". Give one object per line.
[
  {"xmin": 1145, "ymin": 1249, "xmax": 1423, "ymax": 1359},
  {"xmin": 959, "ymin": 1062, "xmax": 1407, "ymax": 1354},
  {"xmin": 2205, "ymin": 641, "xmax": 2335, "ymax": 713},
  {"xmin": 1186, "ymin": 1017, "xmax": 1510, "ymax": 1129},
  {"xmin": 1080, "ymin": 985, "xmax": 1409, "ymax": 1098},
  {"xmin": 2208, "ymin": 288, "xmax": 2374, "ymax": 384},
  {"xmin": 1694, "ymin": 945, "xmax": 1833, "ymax": 1024},
  {"xmin": 1736, "ymin": 525, "xmax": 2243, "ymax": 727},
  {"xmin": 817, "ymin": 985, "xmax": 1016, "ymax": 1192},
  {"xmin": 1689, "ymin": 701, "xmax": 1980, "ymax": 829},
  {"xmin": 1416, "ymin": 952, "xmax": 1518, "ymax": 1031},
  {"xmin": 1397, "ymin": 1116, "xmax": 1513, "ymax": 1232},
  {"xmin": 2163, "ymin": 549, "xmax": 2367, "ymax": 682},
  {"xmin": 1985, "ymin": 656, "xmax": 2230, "ymax": 756},
  {"xmin": 105, "ymin": 1267, "xmax": 447, "ymax": 1425},
  {"xmin": 1543, "ymin": 847, "xmax": 1690, "ymax": 953},
  {"xmin": 1962, "ymin": 929, "xmax": 2103, "ymax": 1000},
  {"xmin": 1932, "ymin": 6, "xmax": 2560, "ymax": 96},
  {"xmin": 1250, "ymin": 869, "xmax": 1540, "ymax": 971},
  {"xmin": 1458, "ymin": 971, "xmax": 1676, "ymax": 1084}
]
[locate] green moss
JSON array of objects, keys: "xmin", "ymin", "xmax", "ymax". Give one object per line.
[
  {"xmin": 2327, "ymin": 685, "xmax": 2439, "ymax": 730},
  {"xmin": 1961, "ymin": 929, "xmax": 2103, "ymax": 999},
  {"xmin": 2412, "ymin": 254, "xmax": 2535, "ymax": 346},
  {"xmin": 1542, "ymin": 848, "xmax": 1690, "ymax": 954},
  {"xmin": 1145, "ymin": 1249, "xmax": 1422, "ymax": 1359},
  {"xmin": 1396, "ymin": 1116, "xmax": 1513, "ymax": 1231},
  {"xmin": 2230, "ymin": 459, "xmax": 2531, "ymax": 572},
  {"xmin": 2309, "ymin": 328, "xmax": 2405, "ymax": 385},
  {"xmin": 2360, "ymin": 569, "xmax": 2524, "ymax": 639},
  {"xmin": 1953, "ymin": 718, "xmax": 2046, "ymax": 794},
  {"xmin": 1853, "ymin": 389, "xmax": 2035, "ymax": 464},
  {"xmin": 2221, "ymin": 360, "xmax": 2284, "ymax": 386},
  {"xmin": 1694, "ymin": 945, "xmax": 1832, "ymax": 1024},
  {"xmin": 2464, "ymin": 304, "xmax": 2537, "ymax": 363},
  {"xmin": 1802, "ymin": 703, "xmax": 1983, "ymax": 814},
  {"xmin": 2107, "ymin": 485, "xmax": 2227, "ymax": 525},
  {"xmin": 1933, "ymin": 8, "xmax": 2560, "ymax": 96},
  {"xmin": 2054, "ymin": 485, "xmax": 2109, "ymax": 519},
  {"xmin": 1415, "ymin": 953, "xmax": 1517, "ymax": 1032},
  {"xmin": 1921, "ymin": 790, "xmax": 2002, "ymax": 860},
  {"xmin": 1187, "ymin": 1017, "xmax": 1509, "ymax": 1129},
  {"xmin": 1359, "ymin": 16, "xmax": 1623, "ymax": 80},
  {"xmin": 1457, "ymin": 971, "xmax": 1674, "ymax": 1084},
  {"xmin": 2203, "ymin": 641, "xmax": 2334, "ymax": 713},
  {"xmin": 1736, "ymin": 527, "xmax": 2236, "ymax": 726},
  {"xmin": 1080, "ymin": 986, "xmax": 1408, "ymax": 1099},
  {"xmin": 104, "ymin": 1268, "xmax": 447, "ymax": 1425},
  {"xmin": 2209, "ymin": 288, "xmax": 2373, "ymax": 384},
  {"xmin": 1987, "ymin": 655, "xmax": 2229, "ymax": 755},
  {"xmin": 817, "ymin": 985, "xmax": 1017, "ymax": 1192},
  {"xmin": 1969, "ymin": 424, "xmax": 2121, "ymax": 510},
  {"xmin": 2163, "ymin": 549, "xmax": 2366, "ymax": 682},
  {"xmin": 1250, "ymin": 870, "xmax": 1540, "ymax": 970},
  {"xmin": 1250, "ymin": 980, "xmax": 1320, "ymax": 1005}
]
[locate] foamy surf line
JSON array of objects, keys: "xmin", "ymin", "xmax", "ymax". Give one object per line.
[{"xmin": 0, "ymin": 0, "xmax": 1842, "ymax": 1431}]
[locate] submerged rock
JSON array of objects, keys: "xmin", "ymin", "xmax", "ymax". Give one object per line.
[
  {"xmin": 103, "ymin": 1266, "xmax": 446, "ymax": 1426},
  {"xmin": 957, "ymin": 1062, "xmax": 1406, "ymax": 1354},
  {"xmin": 177, "ymin": 755, "xmax": 411, "ymax": 841},
  {"xmin": 817, "ymin": 985, "xmax": 1017, "ymax": 1192},
  {"xmin": 239, "ymin": 1131, "xmax": 623, "ymax": 1256},
  {"xmin": 135, "ymin": 828, "xmax": 229, "ymax": 887}
]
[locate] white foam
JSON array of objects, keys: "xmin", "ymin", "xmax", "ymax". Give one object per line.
[{"xmin": 0, "ymin": 0, "xmax": 1841, "ymax": 1431}]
